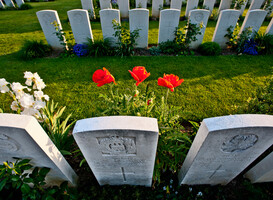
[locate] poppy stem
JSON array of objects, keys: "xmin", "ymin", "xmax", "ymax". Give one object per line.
[{"xmin": 166, "ymin": 89, "xmax": 169, "ymax": 105}]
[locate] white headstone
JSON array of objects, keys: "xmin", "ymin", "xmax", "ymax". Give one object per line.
[
  {"xmin": 67, "ymin": 9, "xmax": 93, "ymax": 44},
  {"xmin": 188, "ymin": 9, "xmax": 210, "ymax": 49},
  {"xmin": 178, "ymin": 114, "xmax": 273, "ymax": 185},
  {"xmin": 239, "ymin": 9, "xmax": 267, "ymax": 37},
  {"xmin": 14, "ymin": 0, "xmax": 24, "ymax": 7},
  {"xmin": 136, "ymin": 0, "xmax": 147, "ymax": 8},
  {"xmin": 152, "ymin": 0, "xmax": 163, "ymax": 18},
  {"xmin": 212, "ymin": 9, "xmax": 240, "ymax": 48},
  {"xmin": 100, "ymin": 0, "xmax": 112, "ymax": 9},
  {"xmin": 185, "ymin": 0, "xmax": 199, "ymax": 17},
  {"xmin": 158, "ymin": 9, "xmax": 180, "ymax": 43},
  {"xmin": 99, "ymin": 9, "xmax": 120, "ymax": 46},
  {"xmin": 117, "ymin": 0, "xmax": 129, "ymax": 18},
  {"xmin": 129, "ymin": 9, "xmax": 149, "ymax": 48},
  {"xmin": 203, "ymin": 0, "xmax": 216, "ymax": 14},
  {"xmin": 245, "ymin": 151, "xmax": 273, "ymax": 183},
  {"xmin": 249, "ymin": 0, "xmax": 265, "ymax": 10},
  {"xmin": 81, "ymin": 0, "xmax": 95, "ymax": 18},
  {"xmin": 36, "ymin": 10, "xmax": 65, "ymax": 49},
  {"xmin": 72, "ymin": 116, "xmax": 159, "ymax": 186},
  {"xmin": 0, "ymin": 113, "xmax": 78, "ymax": 186},
  {"xmin": 265, "ymin": 17, "xmax": 273, "ymax": 34},
  {"xmin": 0, "ymin": 0, "xmax": 5, "ymax": 8},
  {"xmin": 170, "ymin": 0, "xmax": 183, "ymax": 10},
  {"xmin": 4, "ymin": 0, "xmax": 15, "ymax": 7},
  {"xmin": 219, "ymin": 0, "xmax": 232, "ymax": 11},
  {"xmin": 165, "ymin": 0, "xmax": 170, "ymax": 6}
]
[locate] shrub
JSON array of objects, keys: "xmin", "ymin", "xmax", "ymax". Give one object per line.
[
  {"xmin": 19, "ymin": 3, "xmax": 32, "ymax": 10},
  {"xmin": 18, "ymin": 40, "xmax": 52, "ymax": 60},
  {"xmin": 198, "ymin": 42, "xmax": 221, "ymax": 56},
  {"xmin": 85, "ymin": 38, "xmax": 115, "ymax": 57},
  {"xmin": 159, "ymin": 40, "xmax": 181, "ymax": 55},
  {"xmin": 149, "ymin": 46, "xmax": 161, "ymax": 56},
  {"xmin": 254, "ymin": 33, "xmax": 273, "ymax": 55}
]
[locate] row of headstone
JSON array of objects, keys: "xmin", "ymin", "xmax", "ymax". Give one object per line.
[
  {"xmin": 2, "ymin": 0, "xmax": 24, "ymax": 7},
  {"xmin": 1, "ymin": 112, "xmax": 273, "ymax": 187},
  {"xmin": 3, "ymin": 0, "xmax": 15, "ymax": 7},
  {"xmin": 37, "ymin": 8, "xmax": 270, "ymax": 50},
  {"xmin": 0, "ymin": 0, "xmax": 5, "ymax": 8}
]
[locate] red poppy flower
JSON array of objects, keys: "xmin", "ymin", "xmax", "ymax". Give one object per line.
[
  {"xmin": 92, "ymin": 67, "xmax": 116, "ymax": 87},
  {"xmin": 158, "ymin": 74, "xmax": 184, "ymax": 92},
  {"xmin": 129, "ymin": 66, "xmax": 150, "ymax": 86}
]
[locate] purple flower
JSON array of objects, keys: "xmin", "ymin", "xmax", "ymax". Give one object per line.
[
  {"xmin": 73, "ymin": 44, "xmax": 89, "ymax": 57},
  {"xmin": 112, "ymin": 0, "xmax": 117, "ymax": 4},
  {"xmin": 243, "ymin": 39, "xmax": 258, "ymax": 55}
]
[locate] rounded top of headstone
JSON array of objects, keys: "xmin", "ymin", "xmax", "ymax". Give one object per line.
[
  {"xmin": 36, "ymin": 10, "xmax": 58, "ymax": 15},
  {"xmin": 189, "ymin": 9, "xmax": 210, "ymax": 14},
  {"xmin": 220, "ymin": 9, "xmax": 241, "ymax": 14},
  {"xmin": 67, "ymin": 9, "xmax": 88, "ymax": 14},
  {"xmin": 203, "ymin": 114, "xmax": 273, "ymax": 132},
  {"xmin": 73, "ymin": 116, "xmax": 159, "ymax": 134},
  {"xmin": 161, "ymin": 8, "xmax": 181, "ymax": 13},
  {"xmin": 130, "ymin": 8, "xmax": 149, "ymax": 13},
  {"xmin": 0, "ymin": 113, "xmax": 37, "ymax": 129},
  {"xmin": 99, "ymin": 9, "xmax": 120, "ymax": 14}
]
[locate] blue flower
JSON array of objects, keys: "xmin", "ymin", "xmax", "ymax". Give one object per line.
[
  {"xmin": 112, "ymin": 0, "xmax": 117, "ymax": 4},
  {"xmin": 73, "ymin": 44, "xmax": 89, "ymax": 57},
  {"xmin": 243, "ymin": 39, "xmax": 258, "ymax": 55}
]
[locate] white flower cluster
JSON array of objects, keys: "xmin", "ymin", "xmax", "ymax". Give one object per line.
[{"xmin": 0, "ymin": 72, "xmax": 49, "ymax": 120}]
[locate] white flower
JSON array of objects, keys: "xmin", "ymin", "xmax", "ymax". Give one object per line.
[
  {"xmin": 33, "ymin": 73, "xmax": 46, "ymax": 90},
  {"xmin": 24, "ymin": 71, "xmax": 34, "ymax": 86},
  {"xmin": 34, "ymin": 100, "xmax": 46, "ymax": 110},
  {"xmin": 43, "ymin": 94, "xmax": 49, "ymax": 101},
  {"xmin": 11, "ymin": 101, "xmax": 19, "ymax": 111},
  {"xmin": 11, "ymin": 82, "xmax": 27, "ymax": 99},
  {"xmin": 34, "ymin": 90, "xmax": 44, "ymax": 100},
  {"xmin": 21, "ymin": 108, "xmax": 41, "ymax": 119},
  {"xmin": 19, "ymin": 93, "xmax": 34, "ymax": 109},
  {"xmin": 25, "ymin": 79, "xmax": 32, "ymax": 86},
  {"xmin": 0, "ymin": 78, "xmax": 10, "ymax": 93}
]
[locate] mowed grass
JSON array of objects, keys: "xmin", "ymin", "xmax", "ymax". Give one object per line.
[{"xmin": 0, "ymin": 0, "xmax": 272, "ymax": 55}]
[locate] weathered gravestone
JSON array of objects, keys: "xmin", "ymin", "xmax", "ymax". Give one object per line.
[
  {"xmin": 0, "ymin": 0, "xmax": 5, "ymax": 8},
  {"xmin": 99, "ymin": 0, "xmax": 112, "ymax": 9},
  {"xmin": 219, "ymin": 0, "xmax": 232, "ymax": 11},
  {"xmin": 203, "ymin": 0, "xmax": 216, "ymax": 14},
  {"xmin": 265, "ymin": 17, "xmax": 273, "ymax": 35},
  {"xmin": 129, "ymin": 9, "xmax": 149, "ymax": 48},
  {"xmin": 178, "ymin": 114, "xmax": 273, "ymax": 185},
  {"xmin": 81, "ymin": 0, "xmax": 95, "ymax": 19},
  {"xmin": 185, "ymin": 0, "xmax": 199, "ymax": 17},
  {"xmin": 239, "ymin": 9, "xmax": 267, "ymax": 37},
  {"xmin": 73, "ymin": 116, "xmax": 159, "ymax": 186},
  {"xmin": 212, "ymin": 9, "xmax": 240, "ymax": 48},
  {"xmin": 67, "ymin": 9, "xmax": 93, "ymax": 44},
  {"xmin": 170, "ymin": 0, "xmax": 183, "ymax": 10},
  {"xmin": 136, "ymin": 0, "xmax": 147, "ymax": 8},
  {"xmin": 37, "ymin": 10, "xmax": 65, "ymax": 49},
  {"xmin": 99, "ymin": 9, "xmax": 120, "ymax": 46},
  {"xmin": 152, "ymin": 0, "xmax": 163, "ymax": 18},
  {"xmin": 158, "ymin": 9, "xmax": 180, "ymax": 43},
  {"xmin": 14, "ymin": 0, "xmax": 24, "ymax": 7},
  {"xmin": 117, "ymin": 0, "xmax": 129, "ymax": 18},
  {"xmin": 188, "ymin": 9, "xmax": 210, "ymax": 49},
  {"xmin": 0, "ymin": 113, "xmax": 78, "ymax": 186},
  {"xmin": 4, "ymin": 0, "xmax": 15, "ymax": 7},
  {"xmin": 249, "ymin": 0, "xmax": 265, "ymax": 10},
  {"xmin": 245, "ymin": 151, "xmax": 273, "ymax": 183}
]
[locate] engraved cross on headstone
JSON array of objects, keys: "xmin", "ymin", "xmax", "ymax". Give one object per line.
[{"xmin": 113, "ymin": 167, "xmax": 135, "ymax": 182}]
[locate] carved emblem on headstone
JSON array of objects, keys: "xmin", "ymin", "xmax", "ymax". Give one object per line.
[
  {"xmin": 97, "ymin": 136, "xmax": 137, "ymax": 156},
  {"xmin": 0, "ymin": 133, "xmax": 19, "ymax": 152},
  {"xmin": 194, "ymin": 13, "xmax": 204, "ymax": 22},
  {"xmin": 221, "ymin": 134, "xmax": 258, "ymax": 153},
  {"xmin": 42, "ymin": 13, "xmax": 53, "ymax": 25}
]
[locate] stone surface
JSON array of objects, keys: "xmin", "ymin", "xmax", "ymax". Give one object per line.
[
  {"xmin": 239, "ymin": 9, "xmax": 267, "ymax": 37},
  {"xmin": 0, "ymin": 113, "xmax": 78, "ymax": 186},
  {"xmin": 249, "ymin": 0, "xmax": 265, "ymax": 10},
  {"xmin": 203, "ymin": 0, "xmax": 216, "ymax": 14},
  {"xmin": 165, "ymin": 0, "xmax": 170, "ymax": 6},
  {"xmin": 212, "ymin": 9, "xmax": 240, "ymax": 48},
  {"xmin": 4, "ymin": 0, "xmax": 15, "ymax": 7},
  {"xmin": 99, "ymin": 9, "xmax": 120, "ymax": 46},
  {"xmin": 67, "ymin": 9, "xmax": 93, "ymax": 44},
  {"xmin": 117, "ymin": 0, "xmax": 129, "ymax": 18},
  {"xmin": 136, "ymin": 0, "xmax": 147, "ymax": 8},
  {"xmin": 36, "ymin": 10, "xmax": 65, "ymax": 49},
  {"xmin": 158, "ymin": 9, "xmax": 180, "ymax": 43},
  {"xmin": 152, "ymin": 0, "xmax": 163, "ymax": 18},
  {"xmin": 129, "ymin": 9, "xmax": 149, "ymax": 48},
  {"xmin": 72, "ymin": 116, "xmax": 159, "ymax": 186},
  {"xmin": 188, "ymin": 9, "xmax": 210, "ymax": 49},
  {"xmin": 178, "ymin": 114, "xmax": 273, "ymax": 185},
  {"xmin": 15, "ymin": 0, "xmax": 24, "ymax": 7},
  {"xmin": 185, "ymin": 0, "xmax": 198, "ymax": 17},
  {"xmin": 219, "ymin": 0, "xmax": 232, "ymax": 11},
  {"xmin": 99, "ymin": 0, "xmax": 112, "ymax": 9},
  {"xmin": 170, "ymin": 0, "xmax": 183, "ymax": 10},
  {"xmin": 245, "ymin": 151, "xmax": 273, "ymax": 183},
  {"xmin": 265, "ymin": 17, "xmax": 273, "ymax": 34},
  {"xmin": 0, "ymin": 0, "xmax": 5, "ymax": 8},
  {"xmin": 81, "ymin": 0, "xmax": 95, "ymax": 18}
]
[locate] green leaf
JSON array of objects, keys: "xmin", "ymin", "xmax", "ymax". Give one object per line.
[
  {"xmin": 60, "ymin": 150, "xmax": 72, "ymax": 156},
  {"xmin": 21, "ymin": 183, "xmax": 31, "ymax": 193},
  {"xmin": 39, "ymin": 167, "xmax": 50, "ymax": 177},
  {"xmin": 0, "ymin": 178, "xmax": 7, "ymax": 191}
]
